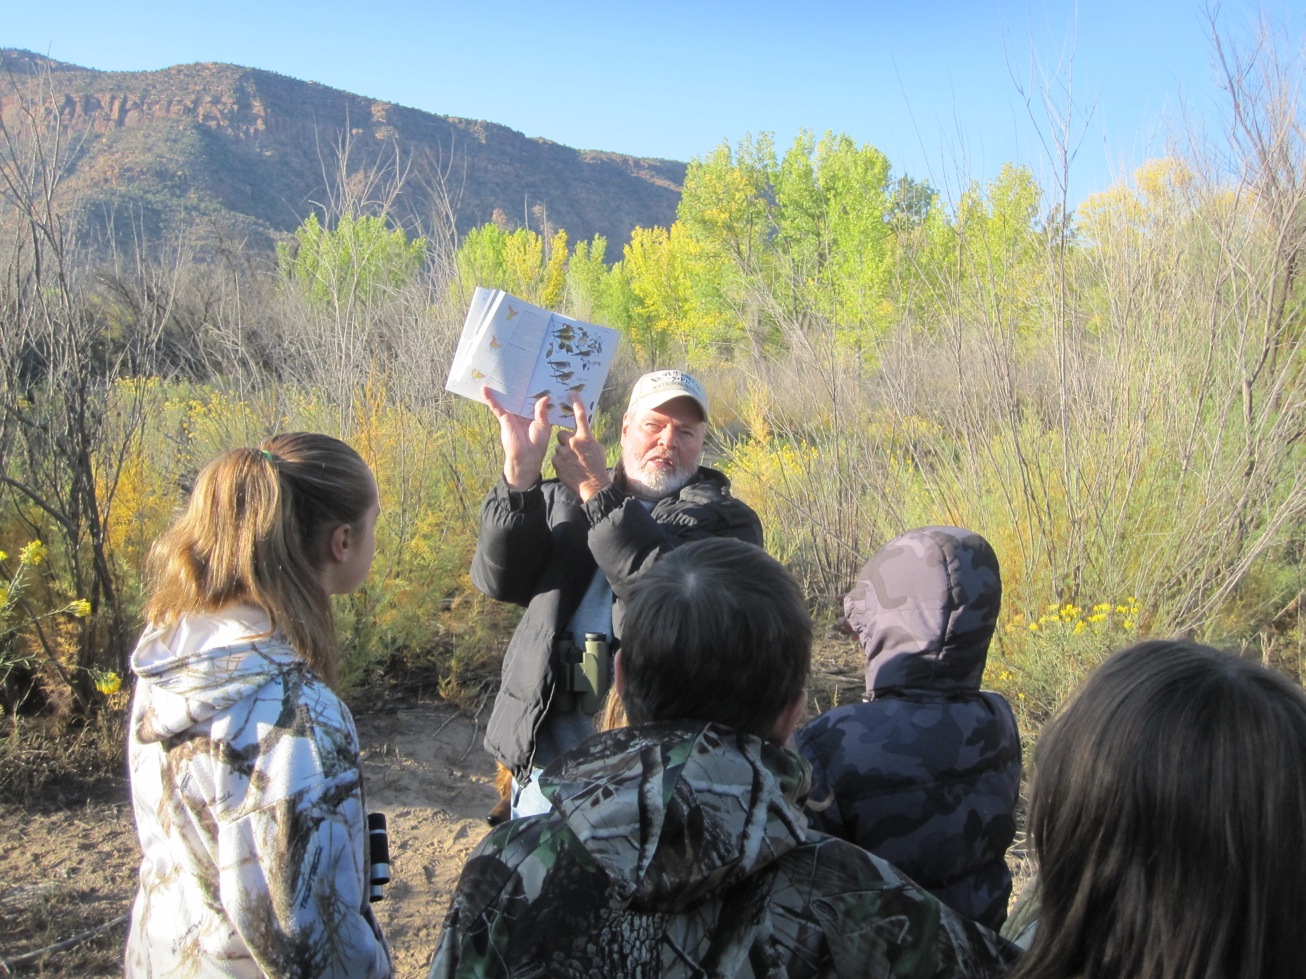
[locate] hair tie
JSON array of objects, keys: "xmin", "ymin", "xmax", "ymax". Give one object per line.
[{"xmin": 261, "ymin": 449, "xmax": 278, "ymax": 463}]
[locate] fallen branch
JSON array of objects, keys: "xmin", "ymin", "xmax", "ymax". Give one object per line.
[{"xmin": 0, "ymin": 911, "xmax": 129, "ymax": 971}]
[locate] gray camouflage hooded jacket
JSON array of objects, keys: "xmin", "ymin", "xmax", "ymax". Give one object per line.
[
  {"xmin": 474, "ymin": 466, "xmax": 762, "ymax": 776},
  {"xmin": 795, "ymin": 527, "xmax": 1021, "ymax": 931},
  {"xmin": 430, "ymin": 721, "xmax": 1019, "ymax": 978},
  {"xmin": 125, "ymin": 606, "xmax": 392, "ymax": 979}
]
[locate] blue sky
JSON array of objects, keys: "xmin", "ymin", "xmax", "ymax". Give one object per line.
[{"xmin": 5, "ymin": 1, "xmax": 1301, "ymax": 209}]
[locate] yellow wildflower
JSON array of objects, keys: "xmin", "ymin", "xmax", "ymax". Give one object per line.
[
  {"xmin": 69, "ymin": 599, "xmax": 93, "ymax": 618},
  {"xmin": 20, "ymin": 540, "xmax": 48, "ymax": 567},
  {"xmin": 0, "ymin": 550, "xmax": 7, "ymax": 563},
  {"xmin": 94, "ymin": 671, "xmax": 122, "ymax": 696},
  {"xmin": 1074, "ymin": 621, "xmax": 1087, "ymax": 635},
  {"xmin": 1027, "ymin": 622, "xmax": 1039, "ymax": 632},
  {"xmin": 1123, "ymin": 619, "xmax": 1136, "ymax": 630},
  {"xmin": 1087, "ymin": 613, "xmax": 1107, "ymax": 623}
]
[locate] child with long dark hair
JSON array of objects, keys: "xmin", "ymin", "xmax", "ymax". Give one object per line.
[
  {"xmin": 125, "ymin": 433, "xmax": 392, "ymax": 978},
  {"xmin": 1008, "ymin": 639, "xmax": 1306, "ymax": 979}
]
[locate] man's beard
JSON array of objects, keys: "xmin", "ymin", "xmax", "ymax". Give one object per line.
[{"xmin": 622, "ymin": 447, "xmax": 697, "ymax": 500}]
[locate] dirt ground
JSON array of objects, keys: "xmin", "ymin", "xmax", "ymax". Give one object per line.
[
  {"xmin": 0, "ymin": 699, "xmax": 500, "ymax": 978},
  {"xmin": 0, "ymin": 638, "xmax": 1022, "ymax": 977}
]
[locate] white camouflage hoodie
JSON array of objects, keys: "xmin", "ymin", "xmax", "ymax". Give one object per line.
[{"xmin": 125, "ymin": 605, "xmax": 392, "ymax": 979}]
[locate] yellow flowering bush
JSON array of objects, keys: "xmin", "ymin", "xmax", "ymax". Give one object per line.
[
  {"xmin": 0, "ymin": 541, "xmax": 111, "ymax": 700},
  {"xmin": 721, "ymin": 435, "xmax": 820, "ymax": 567},
  {"xmin": 18, "ymin": 540, "xmax": 47, "ymax": 567},
  {"xmin": 990, "ymin": 595, "xmax": 1146, "ymax": 745}
]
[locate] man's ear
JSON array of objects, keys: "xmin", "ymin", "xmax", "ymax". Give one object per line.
[
  {"xmin": 613, "ymin": 649, "xmax": 626, "ymax": 699},
  {"xmin": 768, "ymin": 689, "xmax": 808, "ymax": 746}
]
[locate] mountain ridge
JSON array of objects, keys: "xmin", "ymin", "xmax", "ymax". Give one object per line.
[{"xmin": 0, "ymin": 49, "xmax": 688, "ymax": 258}]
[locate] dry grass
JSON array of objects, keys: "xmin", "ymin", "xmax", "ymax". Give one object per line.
[
  {"xmin": 0, "ymin": 709, "xmax": 127, "ymax": 808},
  {"xmin": 0, "ymin": 777, "xmax": 135, "ymax": 977},
  {"xmin": 805, "ymin": 626, "xmax": 865, "ymax": 720}
]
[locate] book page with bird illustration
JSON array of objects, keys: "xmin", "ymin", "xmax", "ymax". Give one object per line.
[{"xmin": 446, "ymin": 287, "xmax": 619, "ymax": 427}]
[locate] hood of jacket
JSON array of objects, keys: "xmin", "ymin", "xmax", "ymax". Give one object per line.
[
  {"xmin": 130, "ymin": 605, "xmax": 304, "ymax": 744},
  {"xmin": 847, "ymin": 526, "xmax": 1000, "ymax": 695},
  {"xmin": 539, "ymin": 721, "xmax": 810, "ymax": 913}
]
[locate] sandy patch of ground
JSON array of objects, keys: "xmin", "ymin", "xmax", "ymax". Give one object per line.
[
  {"xmin": 0, "ymin": 699, "xmax": 498, "ymax": 978},
  {"xmin": 357, "ymin": 702, "xmax": 500, "ymax": 978}
]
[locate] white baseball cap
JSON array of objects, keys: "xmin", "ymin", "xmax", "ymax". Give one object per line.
[{"xmin": 626, "ymin": 370, "xmax": 708, "ymax": 422}]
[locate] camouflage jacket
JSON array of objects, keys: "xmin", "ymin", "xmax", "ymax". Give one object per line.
[
  {"xmin": 795, "ymin": 526, "xmax": 1021, "ymax": 931},
  {"xmin": 473, "ymin": 467, "xmax": 763, "ymax": 775},
  {"xmin": 430, "ymin": 721, "xmax": 1019, "ymax": 979},
  {"xmin": 125, "ymin": 606, "xmax": 392, "ymax": 979}
]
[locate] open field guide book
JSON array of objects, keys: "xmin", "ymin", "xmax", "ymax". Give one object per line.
[{"xmin": 445, "ymin": 287, "xmax": 620, "ymax": 428}]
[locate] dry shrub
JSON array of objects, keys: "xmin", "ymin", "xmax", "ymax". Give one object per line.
[{"xmin": 0, "ymin": 703, "xmax": 127, "ymax": 806}]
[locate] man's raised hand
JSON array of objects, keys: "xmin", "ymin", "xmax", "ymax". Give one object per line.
[
  {"xmin": 553, "ymin": 398, "xmax": 613, "ymax": 502},
  {"xmin": 484, "ymin": 386, "xmax": 552, "ymax": 490}
]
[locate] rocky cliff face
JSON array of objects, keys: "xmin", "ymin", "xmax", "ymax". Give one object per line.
[{"xmin": 0, "ymin": 51, "xmax": 687, "ymax": 258}]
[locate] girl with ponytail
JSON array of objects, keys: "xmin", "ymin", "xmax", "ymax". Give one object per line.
[{"xmin": 125, "ymin": 433, "xmax": 392, "ymax": 978}]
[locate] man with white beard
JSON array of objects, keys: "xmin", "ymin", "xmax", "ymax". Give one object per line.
[{"xmin": 473, "ymin": 370, "xmax": 764, "ymax": 819}]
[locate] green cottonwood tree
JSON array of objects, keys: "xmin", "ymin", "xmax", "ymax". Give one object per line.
[
  {"xmin": 563, "ymin": 236, "xmax": 609, "ymax": 319},
  {"xmin": 619, "ymin": 223, "xmax": 734, "ymax": 363},
  {"xmin": 277, "ymin": 212, "xmax": 426, "ymax": 308},
  {"xmin": 679, "ymin": 137, "xmax": 775, "ymax": 268},
  {"xmin": 678, "ymin": 130, "xmax": 914, "ymax": 353},
  {"xmin": 971, "ymin": 163, "xmax": 1046, "ymax": 333},
  {"xmin": 914, "ymin": 163, "xmax": 1046, "ymax": 336},
  {"xmin": 454, "ymin": 225, "xmax": 571, "ymax": 307},
  {"xmin": 797, "ymin": 133, "xmax": 896, "ymax": 338}
]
